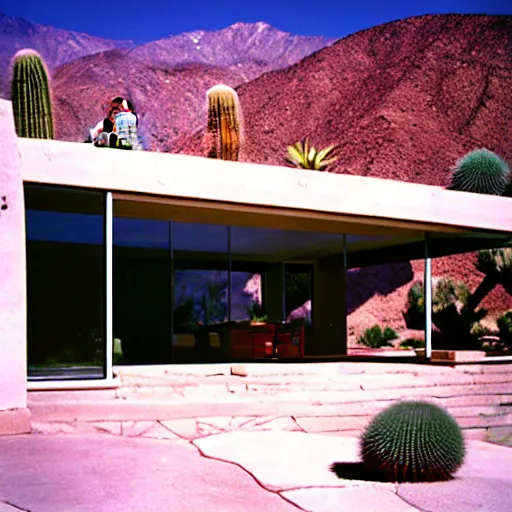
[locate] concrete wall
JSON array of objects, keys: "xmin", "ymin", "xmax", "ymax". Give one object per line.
[{"xmin": 0, "ymin": 99, "xmax": 30, "ymax": 433}]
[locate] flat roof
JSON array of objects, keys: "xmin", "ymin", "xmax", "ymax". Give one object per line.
[{"xmin": 16, "ymin": 137, "xmax": 512, "ymax": 264}]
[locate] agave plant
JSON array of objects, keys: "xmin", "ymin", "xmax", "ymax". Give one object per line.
[
  {"xmin": 449, "ymin": 148, "xmax": 510, "ymax": 196},
  {"xmin": 285, "ymin": 137, "xmax": 338, "ymax": 171},
  {"xmin": 361, "ymin": 400, "xmax": 465, "ymax": 482}
]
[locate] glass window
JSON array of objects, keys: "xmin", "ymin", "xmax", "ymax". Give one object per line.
[{"xmin": 25, "ymin": 185, "xmax": 106, "ymax": 380}]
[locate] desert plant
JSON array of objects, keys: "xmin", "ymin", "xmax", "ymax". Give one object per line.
[
  {"xmin": 10, "ymin": 49, "xmax": 53, "ymax": 139},
  {"xmin": 470, "ymin": 248, "xmax": 512, "ymax": 307},
  {"xmin": 407, "ymin": 278, "xmax": 469, "ymax": 315},
  {"xmin": 361, "ymin": 400, "xmax": 465, "ymax": 482},
  {"xmin": 449, "ymin": 148, "xmax": 510, "ymax": 196},
  {"xmin": 405, "ymin": 278, "xmax": 487, "ymax": 349},
  {"xmin": 205, "ymin": 84, "xmax": 242, "ymax": 161},
  {"xmin": 357, "ymin": 325, "xmax": 398, "ymax": 348},
  {"xmin": 400, "ymin": 338, "xmax": 425, "ymax": 349},
  {"xmin": 285, "ymin": 137, "xmax": 338, "ymax": 171},
  {"xmin": 247, "ymin": 301, "xmax": 267, "ymax": 323},
  {"xmin": 497, "ymin": 310, "xmax": 512, "ymax": 346},
  {"xmin": 201, "ymin": 281, "xmax": 228, "ymax": 325}
]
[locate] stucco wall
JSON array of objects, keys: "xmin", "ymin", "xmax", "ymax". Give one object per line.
[{"xmin": 0, "ymin": 99, "xmax": 28, "ymax": 412}]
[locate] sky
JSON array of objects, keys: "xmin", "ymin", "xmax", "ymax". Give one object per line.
[{"xmin": 0, "ymin": 0, "xmax": 511, "ymax": 43}]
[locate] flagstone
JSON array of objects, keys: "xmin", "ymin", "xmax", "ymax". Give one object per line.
[
  {"xmin": 121, "ymin": 421, "xmax": 155, "ymax": 437},
  {"xmin": 282, "ymin": 487, "xmax": 420, "ymax": 512},
  {"xmin": 160, "ymin": 418, "xmax": 200, "ymax": 440},
  {"xmin": 194, "ymin": 431, "xmax": 377, "ymax": 491},
  {"xmin": 295, "ymin": 416, "xmax": 370, "ymax": 433}
]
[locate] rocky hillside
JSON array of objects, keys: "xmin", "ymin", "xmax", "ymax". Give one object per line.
[
  {"xmin": 51, "ymin": 50, "xmax": 246, "ymax": 148},
  {"xmin": 179, "ymin": 14, "xmax": 512, "ymax": 187}
]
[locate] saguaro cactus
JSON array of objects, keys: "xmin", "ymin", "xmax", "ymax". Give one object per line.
[
  {"xmin": 205, "ymin": 84, "xmax": 242, "ymax": 161},
  {"xmin": 10, "ymin": 49, "xmax": 54, "ymax": 139}
]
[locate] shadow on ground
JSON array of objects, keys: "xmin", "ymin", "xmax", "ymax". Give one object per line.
[{"xmin": 329, "ymin": 462, "xmax": 389, "ymax": 482}]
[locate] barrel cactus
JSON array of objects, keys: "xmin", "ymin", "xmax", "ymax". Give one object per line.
[
  {"xmin": 205, "ymin": 84, "xmax": 242, "ymax": 161},
  {"xmin": 10, "ymin": 49, "xmax": 54, "ymax": 139},
  {"xmin": 361, "ymin": 400, "xmax": 465, "ymax": 482},
  {"xmin": 449, "ymin": 148, "xmax": 510, "ymax": 196}
]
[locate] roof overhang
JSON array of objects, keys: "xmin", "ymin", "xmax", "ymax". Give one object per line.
[{"xmin": 17, "ymin": 137, "xmax": 512, "ymax": 264}]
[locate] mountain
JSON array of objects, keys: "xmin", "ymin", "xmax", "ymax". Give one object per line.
[
  {"xmin": 0, "ymin": 12, "xmax": 133, "ymax": 93},
  {"xmin": 129, "ymin": 21, "xmax": 334, "ymax": 76},
  {"xmin": 179, "ymin": 14, "xmax": 512, "ymax": 187},
  {"xmin": 46, "ymin": 21, "xmax": 334, "ymax": 148},
  {"xmin": 0, "ymin": 13, "xmax": 335, "ymax": 146}
]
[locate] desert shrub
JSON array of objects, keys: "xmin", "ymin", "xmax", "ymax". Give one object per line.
[
  {"xmin": 407, "ymin": 281, "xmax": 425, "ymax": 314},
  {"xmin": 400, "ymin": 338, "xmax": 425, "ymax": 349},
  {"xmin": 449, "ymin": 148, "xmax": 510, "ymax": 196},
  {"xmin": 361, "ymin": 400, "xmax": 465, "ymax": 482},
  {"xmin": 406, "ymin": 278, "xmax": 469, "ymax": 314},
  {"xmin": 497, "ymin": 311, "xmax": 512, "ymax": 346},
  {"xmin": 357, "ymin": 325, "xmax": 398, "ymax": 348}
]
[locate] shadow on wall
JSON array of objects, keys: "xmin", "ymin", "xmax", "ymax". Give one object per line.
[{"xmin": 346, "ymin": 262, "xmax": 414, "ymax": 313}]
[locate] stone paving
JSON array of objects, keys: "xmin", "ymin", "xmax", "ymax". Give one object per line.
[
  {"xmin": 17, "ymin": 361, "xmax": 512, "ymax": 511},
  {"xmin": 6, "ymin": 423, "xmax": 512, "ymax": 511}
]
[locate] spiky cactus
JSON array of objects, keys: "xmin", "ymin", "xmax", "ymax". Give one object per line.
[
  {"xmin": 205, "ymin": 84, "xmax": 242, "ymax": 161},
  {"xmin": 361, "ymin": 400, "xmax": 465, "ymax": 482},
  {"xmin": 10, "ymin": 49, "xmax": 53, "ymax": 139},
  {"xmin": 449, "ymin": 148, "xmax": 510, "ymax": 196},
  {"xmin": 285, "ymin": 138, "xmax": 338, "ymax": 171}
]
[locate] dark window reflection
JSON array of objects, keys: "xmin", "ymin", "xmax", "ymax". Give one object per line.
[{"xmin": 25, "ymin": 186, "xmax": 106, "ymax": 380}]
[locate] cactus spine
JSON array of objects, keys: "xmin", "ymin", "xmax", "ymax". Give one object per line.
[
  {"xmin": 449, "ymin": 148, "xmax": 510, "ymax": 196},
  {"xmin": 205, "ymin": 84, "xmax": 242, "ymax": 161},
  {"xmin": 10, "ymin": 49, "xmax": 54, "ymax": 139},
  {"xmin": 361, "ymin": 400, "xmax": 465, "ymax": 482}
]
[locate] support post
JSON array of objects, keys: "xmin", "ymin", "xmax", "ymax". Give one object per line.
[
  {"xmin": 424, "ymin": 233, "xmax": 432, "ymax": 360},
  {"xmin": 105, "ymin": 192, "xmax": 113, "ymax": 378}
]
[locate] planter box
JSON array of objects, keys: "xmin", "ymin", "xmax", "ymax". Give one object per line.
[{"xmin": 415, "ymin": 349, "xmax": 486, "ymax": 363}]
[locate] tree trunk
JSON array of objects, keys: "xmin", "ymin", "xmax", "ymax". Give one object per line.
[{"xmin": 467, "ymin": 275, "xmax": 497, "ymax": 312}]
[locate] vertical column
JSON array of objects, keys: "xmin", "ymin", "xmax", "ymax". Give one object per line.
[
  {"xmin": 312, "ymin": 254, "xmax": 347, "ymax": 356},
  {"xmin": 424, "ymin": 234, "xmax": 433, "ymax": 360},
  {"xmin": 105, "ymin": 192, "xmax": 113, "ymax": 379},
  {"xmin": 0, "ymin": 99, "xmax": 30, "ymax": 433},
  {"xmin": 263, "ymin": 263, "xmax": 285, "ymax": 324}
]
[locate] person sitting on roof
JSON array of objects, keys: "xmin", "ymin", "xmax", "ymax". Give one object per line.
[
  {"xmin": 88, "ymin": 97, "xmax": 142, "ymax": 150},
  {"xmin": 112, "ymin": 97, "xmax": 142, "ymax": 150}
]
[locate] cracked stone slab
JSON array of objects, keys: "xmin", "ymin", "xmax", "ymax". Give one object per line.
[
  {"xmin": 282, "ymin": 487, "xmax": 420, "ymax": 512},
  {"xmin": 0, "ymin": 434, "xmax": 297, "ymax": 512},
  {"xmin": 140, "ymin": 422, "xmax": 187, "ymax": 442},
  {"xmin": 0, "ymin": 503, "xmax": 29, "ymax": 511},
  {"xmin": 397, "ymin": 440, "xmax": 512, "ymax": 512},
  {"xmin": 295, "ymin": 416, "xmax": 370, "ymax": 433},
  {"xmin": 241, "ymin": 416, "xmax": 303, "ymax": 432},
  {"xmin": 194, "ymin": 431, "xmax": 394, "ymax": 492},
  {"xmin": 195, "ymin": 416, "xmax": 234, "ymax": 430},
  {"xmin": 160, "ymin": 418, "xmax": 199, "ymax": 440},
  {"xmin": 121, "ymin": 421, "xmax": 156, "ymax": 437}
]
